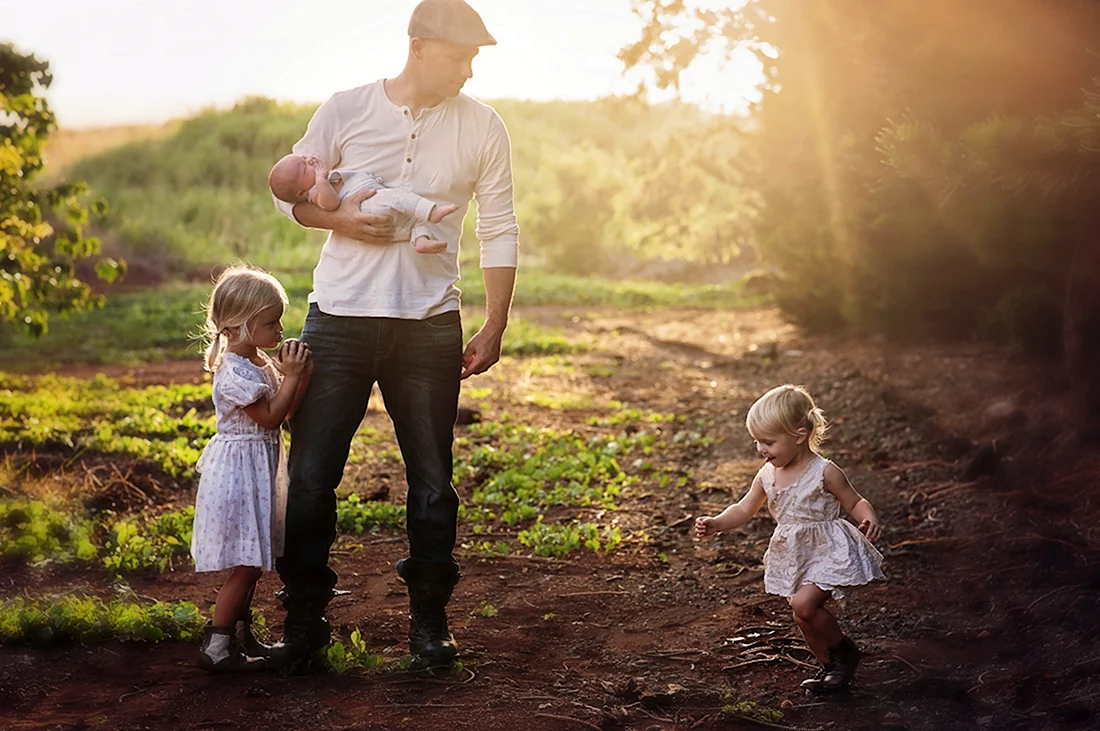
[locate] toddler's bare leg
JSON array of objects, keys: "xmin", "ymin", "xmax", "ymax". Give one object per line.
[{"xmin": 790, "ymin": 585, "xmax": 843, "ymax": 663}]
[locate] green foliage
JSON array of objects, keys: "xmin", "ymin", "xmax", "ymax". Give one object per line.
[
  {"xmin": 102, "ymin": 507, "xmax": 194, "ymax": 572},
  {"xmin": 622, "ymin": 0, "xmax": 1100, "ymax": 360},
  {"xmin": 321, "ymin": 628, "xmax": 385, "ymax": 674},
  {"xmin": 464, "ymin": 313, "xmax": 585, "ymax": 357},
  {"xmin": 66, "ymin": 96, "xmax": 748, "ymax": 276},
  {"xmin": 0, "ymin": 499, "xmax": 97, "ymax": 563},
  {"xmin": 0, "ymin": 594, "xmax": 204, "ymax": 646},
  {"xmin": 517, "ymin": 517, "xmax": 622, "ymax": 558},
  {"xmin": 335, "ymin": 494, "xmax": 406, "ymax": 534},
  {"xmin": 456, "ymin": 421, "xmax": 655, "ymax": 527},
  {"xmin": 0, "ymin": 372, "xmax": 212, "ymax": 475},
  {"xmin": 0, "ymin": 270, "xmax": 752, "ymax": 369},
  {"xmin": 0, "ymin": 43, "xmax": 122, "ymax": 337},
  {"xmin": 722, "ymin": 698, "xmax": 784, "ymax": 725}
]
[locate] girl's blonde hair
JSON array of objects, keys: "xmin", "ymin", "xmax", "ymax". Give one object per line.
[
  {"xmin": 746, "ymin": 384, "xmax": 828, "ymax": 451},
  {"xmin": 202, "ymin": 265, "xmax": 288, "ymax": 372}
]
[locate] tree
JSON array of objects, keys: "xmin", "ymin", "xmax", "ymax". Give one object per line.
[
  {"xmin": 0, "ymin": 43, "xmax": 122, "ymax": 338},
  {"xmin": 878, "ymin": 98, "xmax": 1100, "ymax": 420}
]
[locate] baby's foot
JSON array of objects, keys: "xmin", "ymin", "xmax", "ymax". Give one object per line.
[
  {"xmin": 427, "ymin": 203, "xmax": 459, "ymax": 224},
  {"xmin": 414, "ymin": 236, "xmax": 447, "ymax": 254}
]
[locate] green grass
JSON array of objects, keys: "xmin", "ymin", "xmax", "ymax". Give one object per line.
[
  {"xmin": 0, "ymin": 372, "xmax": 214, "ymax": 476},
  {"xmin": 0, "ymin": 268, "xmax": 752, "ymax": 368}
]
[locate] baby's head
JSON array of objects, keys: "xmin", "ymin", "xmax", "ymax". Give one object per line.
[
  {"xmin": 269, "ymin": 154, "xmax": 323, "ymax": 203},
  {"xmin": 746, "ymin": 384, "xmax": 828, "ymax": 453},
  {"xmin": 202, "ymin": 264, "xmax": 289, "ymax": 371}
]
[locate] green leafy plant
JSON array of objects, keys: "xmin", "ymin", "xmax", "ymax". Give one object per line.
[
  {"xmin": 0, "ymin": 499, "xmax": 97, "ymax": 564},
  {"xmin": 336, "ymin": 494, "xmax": 406, "ymax": 534},
  {"xmin": 517, "ymin": 518, "xmax": 622, "ymax": 558},
  {"xmin": 102, "ymin": 507, "xmax": 194, "ymax": 572},
  {"xmin": 0, "ymin": 594, "xmax": 203, "ymax": 646}
]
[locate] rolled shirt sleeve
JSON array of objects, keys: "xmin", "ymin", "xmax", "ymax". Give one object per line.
[{"xmin": 475, "ymin": 111, "xmax": 520, "ymax": 268}]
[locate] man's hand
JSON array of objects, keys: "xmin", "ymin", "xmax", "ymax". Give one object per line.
[
  {"xmin": 461, "ymin": 322, "xmax": 505, "ymax": 380},
  {"xmin": 330, "ymin": 188, "xmax": 396, "ymax": 243}
]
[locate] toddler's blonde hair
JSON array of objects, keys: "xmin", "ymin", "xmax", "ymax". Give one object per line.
[
  {"xmin": 202, "ymin": 264, "xmax": 288, "ymax": 372},
  {"xmin": 746, "ymin": 384, "xmax": 828, "ymax": 451}
]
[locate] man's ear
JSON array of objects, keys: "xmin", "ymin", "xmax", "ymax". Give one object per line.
[{"xmin": 411, "ymin": 37, "xmax": 425, "ymax": 60}]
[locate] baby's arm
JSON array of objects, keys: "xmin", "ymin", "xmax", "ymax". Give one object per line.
[
  {"xmin": 823, "ymin": 463, "xmax": 881, "ymax": 542},
  {"xmin": 241, "ymin": 342, "xmax": 310, "ymax": 429},
  {"xmin": 309, "ymin": 170, "xmax": 342, "ymax": 212},
  {"xmin": 694, "ymin": 474, "xmax": 767, "ymax": 538}
]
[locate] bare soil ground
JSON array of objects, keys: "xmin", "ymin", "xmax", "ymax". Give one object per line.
[{"xmin": 2, "ymin": 306, "xmax": 1097, "ymax": 731}]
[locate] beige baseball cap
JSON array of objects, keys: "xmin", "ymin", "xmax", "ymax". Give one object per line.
[{"xmin": 408, "ymin": 0, "xmax": 497, "ymax": 47}]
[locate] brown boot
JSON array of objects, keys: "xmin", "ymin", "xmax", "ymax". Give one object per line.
[{"xmin": 235, "ymin": 609, "xmax": 273, "ymax": 659}]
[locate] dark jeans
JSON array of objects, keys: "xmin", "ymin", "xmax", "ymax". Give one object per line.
[{"xmin": 275, "ymin": 303, "xmax": 463, "ymax": 611}]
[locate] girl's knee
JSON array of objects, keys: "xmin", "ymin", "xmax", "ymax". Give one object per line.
[
  {"xmin": 791, "ymin": 599, "xmax": 816, "ymax": 622},
  {"xmin": 233, "ymin": 566, "xmax": 263, "ymax": 582},
  {"xmin": 790, "ymin": 590, "xmax": 825, "ymax": 621}
]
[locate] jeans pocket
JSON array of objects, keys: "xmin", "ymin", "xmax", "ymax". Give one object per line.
[{"xmin": 421, "ymin": 310, "xmax": 461, "ymax": 330}]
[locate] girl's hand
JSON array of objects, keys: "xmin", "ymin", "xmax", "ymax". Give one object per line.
[
  {"xmin": 693, "ymin": 516, "xmax": 716, "ymax": 539},
  {"xmin": 857, "ymin": 519, "xmax": 881, "ymax": 543},
  {"xmin": 277, "ymin": 339, "xmax": 311, "ymax": 376}
]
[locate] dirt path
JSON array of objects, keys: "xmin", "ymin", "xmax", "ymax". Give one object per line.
[{"xmin": 2, "ymin": 306, "xmax": 1097, "ymax": 730}]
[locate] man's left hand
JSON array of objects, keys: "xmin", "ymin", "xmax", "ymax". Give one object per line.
[{"xmin": 461, "ymin": 323, "xmax": 505, "ymax": 380}]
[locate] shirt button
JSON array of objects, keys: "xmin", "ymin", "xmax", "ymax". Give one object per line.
[
  {"xmin": 403, "ymin": 110, "xmax": 409, "ymax": 116},
  {"xmin": 411, "ymin": 133, "xmax": 417, "ymax": 139},
  {"xmin": 406, "ymin": 157, "xmax": 412, "ymax": 163}
]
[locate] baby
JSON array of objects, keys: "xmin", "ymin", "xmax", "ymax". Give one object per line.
[{"xmin": 269, "ymin": 154, "xmax": 458, "ymax": 254}]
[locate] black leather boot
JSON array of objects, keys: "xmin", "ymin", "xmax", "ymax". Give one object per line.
[
  {"xmin": 799, "ymin": 663, "xmax": 830, "ymax": 693},
  {"xmin": 264, "ymin": 595, "xmax": 332, "ymax": 670},
  {"xmin": 396, "ymin": 559, "xmax": 460, "ymax": 665},
  {"xmin": 803, "ymin": 637, "xmax": 860, "ymax": 694},
  {"xmin": 822, "ymin": 637, "xmax": 860, "ymax": 691}
]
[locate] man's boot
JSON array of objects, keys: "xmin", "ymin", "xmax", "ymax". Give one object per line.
[
  {"xmin": 264, "ymin": 593, "xmax": 332, "ymax": 670},
  {"xmin": 396, "ymin": 559, "xmax": 460, "ymax": 665}
]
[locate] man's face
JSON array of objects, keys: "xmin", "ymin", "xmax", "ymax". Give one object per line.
[{"xmin": 416, "ymin": 39, "xmax": 479, "ymax": 97}]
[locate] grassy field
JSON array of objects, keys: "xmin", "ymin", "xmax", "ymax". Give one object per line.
[{"xmin": 0, "ymin": 269, "xmax": 759, "ymax": 368}]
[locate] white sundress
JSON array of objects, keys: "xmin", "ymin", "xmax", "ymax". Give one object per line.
[
  {"xmin": 760, "ymin": 455, "xmax": 884, "ymax": 598},
  {"xmin": 190, "ymin": 352, "xmax": 288, "ymax": 572}
]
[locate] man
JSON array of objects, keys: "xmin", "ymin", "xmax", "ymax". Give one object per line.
[{"xmin": 267, "ymin": 0, "xmax": 518, "ymax": 667}]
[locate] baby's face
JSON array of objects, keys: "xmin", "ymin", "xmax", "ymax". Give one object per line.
[{"xmin": 286, "ymin": 156, "xmax": 326, "ymax": 201}]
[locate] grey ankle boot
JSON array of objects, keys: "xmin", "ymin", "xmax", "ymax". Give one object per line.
[{"xmin": 198, "ymin": 622, "xmax": 265, "ymax": 673}]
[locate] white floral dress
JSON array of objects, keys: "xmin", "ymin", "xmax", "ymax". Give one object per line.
[
  {"xmin": 760, "ymin": 455, "xmax": 884, "ymax": 598},
  {"xmin": 190, "ymin": 352, "xmax": 288, "ymax": 572}
]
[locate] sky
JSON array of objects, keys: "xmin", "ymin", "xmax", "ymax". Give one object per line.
[{"xmin": 7, "ymin": 0, "xmax": 762, "ymax": 129}]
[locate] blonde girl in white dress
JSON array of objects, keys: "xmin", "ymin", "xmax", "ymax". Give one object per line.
[
  {"xmin": 694, "ymin": 384, "xmax": 884, "ymax": 693},
  {"xmin": 191, "ymin": 265, "xmax": 313, "ymax": 672}
]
